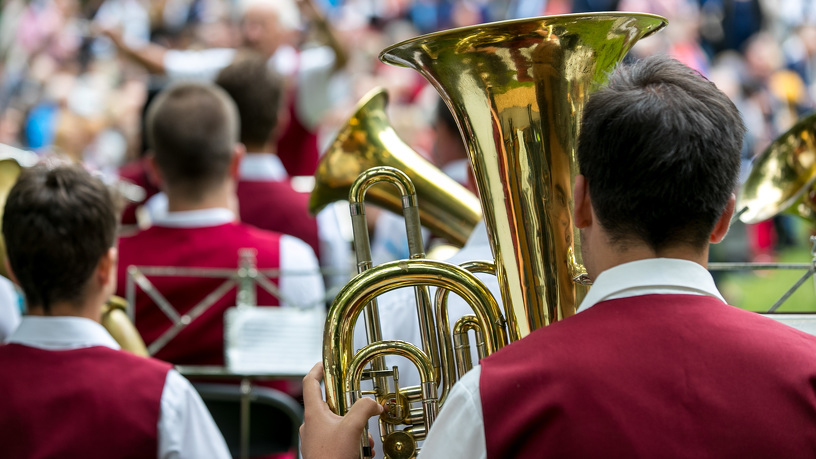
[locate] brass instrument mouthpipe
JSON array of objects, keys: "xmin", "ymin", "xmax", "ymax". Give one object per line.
[{"xmin": 349, "ymin": 166, "xmax": 441, "ymax": 383}]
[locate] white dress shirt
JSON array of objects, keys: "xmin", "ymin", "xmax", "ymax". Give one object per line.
[
  {"xmin": 150, "ymin": 207, "xmax": 325, "ymax": 308},
  {"xmin": 0, "ymin": 275, "xmax": 21, "ymax": 342},
  {"xmin": 7, "ymin": 316, "xmax": 231, "ymax": 459},
  {"xmin": 418, "ymin": 258, "xmax": 727, "ymax": 459}
]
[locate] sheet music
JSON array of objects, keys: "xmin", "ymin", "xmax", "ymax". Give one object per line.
[{"xmin": 225, "ymin": 307, "xmax": 325, "ymax": 374}]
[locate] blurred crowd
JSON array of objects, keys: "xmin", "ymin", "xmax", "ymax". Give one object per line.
[{"xmin": 0, "ymin": 0, "xmax": 814, "ymax": 259}]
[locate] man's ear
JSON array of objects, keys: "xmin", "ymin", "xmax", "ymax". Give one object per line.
[
  {"xmin": 229, "ymin": 143, "xmax": 246, "ymax": 182},
  {"xmin": 97, "ymin": 247, "xmax": 117, "ymax": 287},
  {"xmin": 4, "ymin": 258, "xmax": 19, "ymax": 286},
  {"xmin": 573, "ymin": 174, "xmax": 592, "ymax": 229},
  {"xmin": 144, "ymin": 153, "xmax": 163, "ymax": 189},
  {"xmin": 710, "ymin": 194, "xmax": 736, "ymax": 244}
]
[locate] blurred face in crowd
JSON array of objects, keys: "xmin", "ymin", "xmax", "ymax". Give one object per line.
[{"xmin": 241, "ymin": 3, "xmax": 287, "ymax": 57}]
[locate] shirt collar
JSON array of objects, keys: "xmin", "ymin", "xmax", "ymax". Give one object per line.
[
  {"xmin": 8, "ymin": 316, "xmax": 120, "ymax": 350},
  {"xmin": 151, "ymin": 208, "xmax": 236, "ymax": 228},
  {"xmin": 577, "ymin": 258, "xmax": 726, "ymax": 313},
  {"xmin": 239, "ymin": 153, "xmax": 288, "ymax": 182}
]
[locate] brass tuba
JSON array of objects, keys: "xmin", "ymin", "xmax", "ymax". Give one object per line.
[
  {"xmin": 379, "ymin": 13, "xmax": 666, "ymax": 337},
  {"xmin": 310, "ymin": 87, "xmax": 482, "ymax": 247},
  {"xmin": 324, "ymin": 12, "xmax": 667, "ymax": 459}
]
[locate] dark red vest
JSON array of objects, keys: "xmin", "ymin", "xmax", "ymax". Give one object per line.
[
  {"xmin": 237, "ymin": 179, "xmax": 321, "ymax": 259},
  {"xmin": 116, "ymin": 222, "xmax": 282, "ymax": 367},
  {"xmin": 480, "ymin": 294, "xmax": 816, "ymax": 458},
  {"xmin": 0, "ymin": 344, "xmax": 171, "ymax": 459},
  {"xmin": 117, "ymin": 158, "xmax": 160, "ymax": 227}
]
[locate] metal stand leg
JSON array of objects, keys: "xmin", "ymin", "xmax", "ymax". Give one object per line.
[{"xmin": 240, "ymin": 378, "xmax": 251, "ymax": 459}]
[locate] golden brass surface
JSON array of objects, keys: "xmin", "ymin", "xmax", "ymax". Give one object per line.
[
  {"xmin": 103, "ymin": 295, "xmax": 149, "ymax": 356},
  {"xmin": 309, "ymin": 87, "xmax": 482, "ymax": 246},
  {"xmin": 0, "ymin": 158, "xmax": 23, "ymax": 278},
  {"xmin": 382, "ymin": 431, "xmax": 415, "ymax": 459},
  {"xmin": 380, "ymin": 12, "xmax": 667, "ymax": 338},
  {"xmin": 739, "ymin": 111, "xmax": 816, "ymax": 223},
  {"xmin": 322, "ymin": 258, "xmax": 505, "ymax": 454},
  {"xmin": 381, "ymin": 392, "xmax": 411, "ymax": 425},
  {"xmin": 323, "ymin": 13, "xmax": 666, "ymax": 458}
]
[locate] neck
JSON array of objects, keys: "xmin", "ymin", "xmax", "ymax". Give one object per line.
[
  {"xmin": 166, "ymin": 180, "xmax": 235, "ymax": 213},
  {"xmin": 592, "ymin": 239, "xmax": 709, "ymax": 278},
  {"xmin": 27, "ymin": 297, "xmax": 106, "ymax": 323},
  {"xmin": 243, "ymin": 141, "xmax": 276, "ymax": 154}
]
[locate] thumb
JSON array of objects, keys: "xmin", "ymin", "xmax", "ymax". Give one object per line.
[{"xmin": 343, "ymin": 397, "xmax": 384, "ymax": 433}]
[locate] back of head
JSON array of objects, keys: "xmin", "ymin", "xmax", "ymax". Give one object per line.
[
  {"xmin": 146, "ymin": 82, "xmax": 239, "ymax": 197},
  {"xmin": 3, "ymin": 164, "xmax": 117, "ymax": 312},
  {"xmin": 578, "ymin": 55, "xmax": 745, "ymax": 251},
  {"xmin": 216, "ymin": 53, "xmax": 284, "ymax": 150}
]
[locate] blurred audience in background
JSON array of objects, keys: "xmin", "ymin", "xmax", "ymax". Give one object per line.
[{"xmin": 1, "ymin": 0, "xmax": 816, "ymax": 303}]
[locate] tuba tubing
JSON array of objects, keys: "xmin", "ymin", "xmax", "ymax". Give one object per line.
[{"xmin": 323, "ymin": 258, "xmax": 505, "ymax": 458}]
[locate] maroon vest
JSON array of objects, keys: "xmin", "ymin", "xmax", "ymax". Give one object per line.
[
  {"xmin": 275, "ymin": 98, "xmax": 319, "ymax": 177},
  {"xmin": 117, "ymin": 158, "xmax": 160, "ymax": 226},
  {"xmin": 237, "ymin": 179, "xmax": 321, "ymax": 259},
  {"xmin": 0, "ymin": 344, "xmax": 171, "ymax": 459},
  {"xmin": 116, "ymin": 222, "xmax": 282, "ymax": 367},
  {"xmin": 480, "ymin": 294, "xmax": 816, "ymax": 458}
]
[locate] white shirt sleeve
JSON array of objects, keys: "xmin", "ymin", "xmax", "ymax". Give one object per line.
[
  {"xmin": 0, "ymin": 275, "xmax": 21, "ymax": 343},
  {"xmin": 279, "ymin": 234, "xmax": 326, "ymax": 308},
  {"xmin": 316, "ymin": 204, "xmax": 353, "ymax": 294},
  {"xmin": 418, "ymin": 366, "xmax": 486, "ymax": 459},
  {"xmin": 157, "ymin": 369, "xmax": 232, "ymax": 459},
  {"xmin": 163, "ymin": 48, "xmax": 236, "ymax": 81}
]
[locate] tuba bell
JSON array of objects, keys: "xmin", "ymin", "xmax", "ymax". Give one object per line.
[
  {"xmin": 738, "ymin": 111, "xmax": 816, "ymax": 224},
  {"xmin": 324, "ymin": 12, "xmax": 667, "ymax": 459},
  {"xmin": 310, "ymin": 87, "xmax": 482, "ymax": 247},
  {"xmin": 379, "ymin": 12, "xmax": 667, "ymax": 338}
]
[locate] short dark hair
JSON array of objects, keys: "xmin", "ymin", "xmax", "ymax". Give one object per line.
[
  {"xmin": 215, "ymin": 53, "xmax": 284, "ymax": 148},
  {"xmin": 146, "ymin": 82, "xmax": 239, "ymax": 198},
  {"xmin": 3, "ymin": 164, "xmax": 118, "ymax": 312},
  {"xmin": 578, "ymin": 55, "xmax": 745, "ymax": 250}
]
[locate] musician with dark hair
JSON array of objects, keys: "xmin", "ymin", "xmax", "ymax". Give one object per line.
[
  {"xmin": 116, "ymin": 82, "xmax": 324, "ymax": 393},
  {"xmin": 0, "ymin": 164, "xmax": 230, "ymax": 458},
  {"xmin": 299, "ymin": 55, "xmax": 816, "ymax": 458},
  {"xmin": 214, "ymin": 54, "xmax": 352, "ymax": 294}
]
